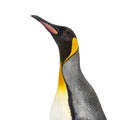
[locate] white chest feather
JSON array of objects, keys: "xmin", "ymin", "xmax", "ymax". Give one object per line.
[{"xmin": 50, "ymin": 90, "xmax": 72, "ymax": 120}]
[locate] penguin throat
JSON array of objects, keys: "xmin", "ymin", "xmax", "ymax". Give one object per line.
[{"xmin": 53, "ymin": 39, "xmax": 79, "ymax": 119}]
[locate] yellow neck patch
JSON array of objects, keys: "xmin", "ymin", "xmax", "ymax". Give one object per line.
[{"xmin": 57, "ymin": 63, "xmax": 67, "ymax": 92}]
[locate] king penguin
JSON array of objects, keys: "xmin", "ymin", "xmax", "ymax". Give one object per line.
[{"xmin": 31, "ymin": 15, "xmax": 107, "ymax": 120}]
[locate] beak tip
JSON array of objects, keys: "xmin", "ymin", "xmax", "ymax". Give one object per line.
[
  {"xmin": 31, "ymin": 15, "xmax": 45, "ymax": 23},
  {"xmin": 31, "ymin": 15, "xmax": 58, "ymax": 35},
  {"xmin": 31, "ymin": 15, "xmax": 37, "ymax": 19},
  {"xmin": 31, "ymin": 15, "xmax": 34, "ymax": 17}
]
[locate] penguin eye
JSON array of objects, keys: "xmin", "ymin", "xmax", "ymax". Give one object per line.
[
  {"xmin": 66, "ymin": 31, "xmax": 70, "ymax": 35},
  {"xmin": 63, "ymin": 31, "xmax": 70, "ymax": 37}
]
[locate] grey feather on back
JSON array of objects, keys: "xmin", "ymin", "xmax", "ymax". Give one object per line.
[{"xmin": 63, "ymin": 51, "xmax": 107, "ymax": 120}]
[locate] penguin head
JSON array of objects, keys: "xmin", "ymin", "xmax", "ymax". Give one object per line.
[{"xmin": 31, "ymin": 15, "xmax": 78, "ymax": 62}]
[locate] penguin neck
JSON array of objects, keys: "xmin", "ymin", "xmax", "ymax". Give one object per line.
[
  {"xmin": 62, "ymin": 50, "xmax": 81, "ymax": 83},
  {"xmin": 57, "ymin": 51, "xmax": 81, "ymax": 92},
  {"xmin": 57, "ymin": 37, "xmax": 80, "ymax": 94}
]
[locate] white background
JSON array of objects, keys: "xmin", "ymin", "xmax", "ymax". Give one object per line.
[{"xmin": 0, "ymin": 0, "xmax": 120, "ymax": 120}]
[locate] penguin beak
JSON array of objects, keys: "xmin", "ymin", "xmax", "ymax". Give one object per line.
[{"xmin": 31, "ymin": 15, "xmax": 58, "ymax": 35}]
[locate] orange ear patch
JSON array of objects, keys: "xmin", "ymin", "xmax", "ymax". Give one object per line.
[{"xmin": 65, "ymin": 37, "xmax": 79, "ymax": 62}]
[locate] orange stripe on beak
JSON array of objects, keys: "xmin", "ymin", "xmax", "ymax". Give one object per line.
[{"xmin": 41, "ymin": 21, "xmax": 58, "ymax": 35}]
